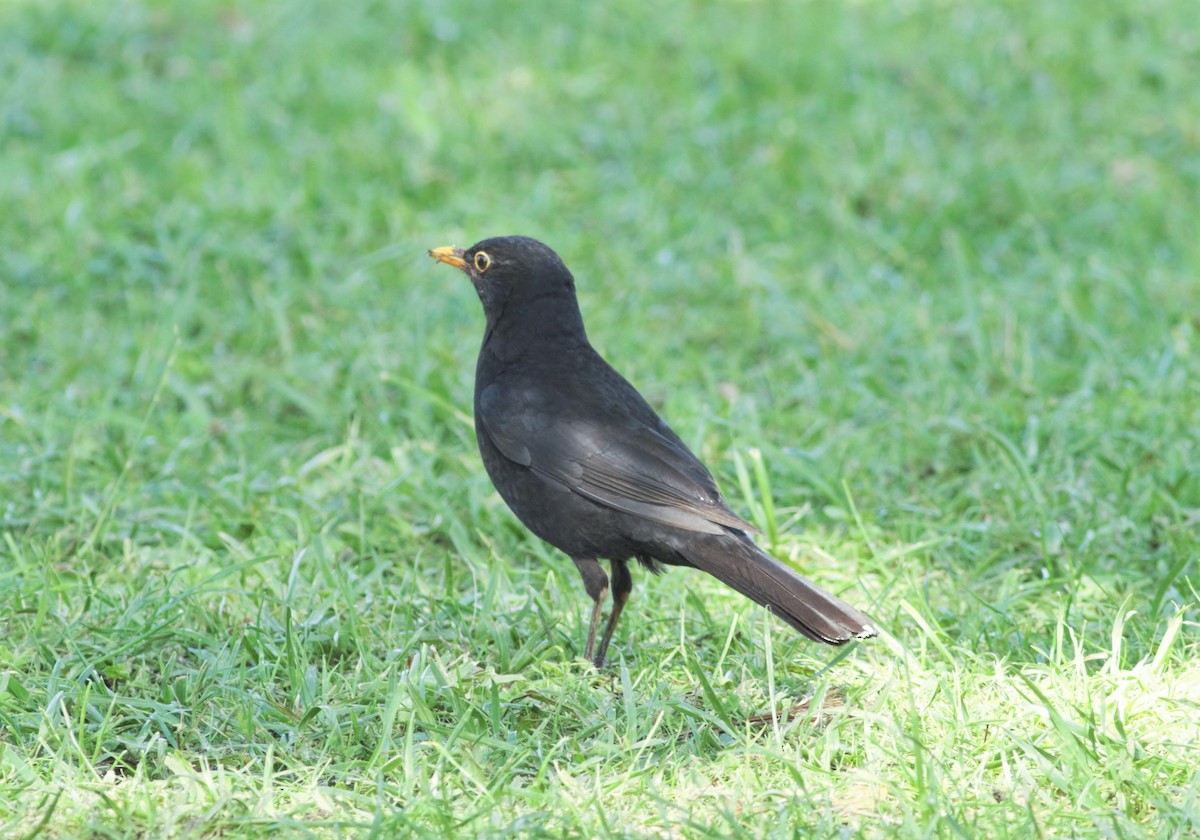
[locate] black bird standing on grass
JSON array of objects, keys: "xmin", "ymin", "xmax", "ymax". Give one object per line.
[{"xmin": 429, "ymin": 236, "xmax": 878, "ymax": 666}]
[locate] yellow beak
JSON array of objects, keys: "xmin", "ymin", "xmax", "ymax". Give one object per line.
[{"xmin": 428, "ymin": 245, "xmax": 467, "ymax": 269}]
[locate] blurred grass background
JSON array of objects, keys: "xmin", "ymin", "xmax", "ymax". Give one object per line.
[{"xmin": 1, "ymin": 1, "xmax": 1198, "ymax": 837}]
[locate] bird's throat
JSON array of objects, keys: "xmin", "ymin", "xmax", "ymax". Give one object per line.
[{"xmin": 481, "ymin": 290, "xmax": 589, "ymax": 362}]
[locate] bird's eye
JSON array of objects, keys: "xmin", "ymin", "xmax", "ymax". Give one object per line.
[{"xmin": 474, "ymin": 251, "xmax": 492, "ymax": 272}]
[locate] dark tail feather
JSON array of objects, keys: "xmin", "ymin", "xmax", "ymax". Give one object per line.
[{"xmin": 681, "ymin": 533, "xmax": 879, "ymax": 645}]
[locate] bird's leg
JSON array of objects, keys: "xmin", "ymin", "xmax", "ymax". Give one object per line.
[
  {"xmin": 594, "ymin": 559, "xmax": 632, "ymax": 668},
  {"xmin": 585, "ymin": 590, "xmax": 607, "ymax": 664},
  {"xmin": 572, "ymin": 558, "xmax": 609, "ymax": 665}
]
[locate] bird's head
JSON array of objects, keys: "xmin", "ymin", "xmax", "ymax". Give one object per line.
[{"xmin": 428, "ymin": 235, "xmax": 578, "ymax": 319}]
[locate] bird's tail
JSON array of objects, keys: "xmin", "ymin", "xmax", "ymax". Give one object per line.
[{"xmin": 680, "ymin": 532, "xmax": 879, "ymax": 645}]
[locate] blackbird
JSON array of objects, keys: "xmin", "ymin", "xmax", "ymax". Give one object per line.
[{"xmin": 429, "ymin": 235, "xmax": 878, "ymax": 666}]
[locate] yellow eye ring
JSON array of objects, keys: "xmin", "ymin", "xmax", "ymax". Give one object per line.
[{"xmin": 474, "ymin": 251, "xmax": 492, "ymax": 272}]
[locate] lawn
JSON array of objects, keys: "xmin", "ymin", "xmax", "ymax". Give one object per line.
[{"xmin": 2, "ymin": 0, "xmax": 1198, "ymax": 837}]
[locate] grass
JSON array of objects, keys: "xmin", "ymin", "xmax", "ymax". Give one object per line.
[{"xmin": 1, "ymin": 0, "xmax": 1198, "ymax": 836}]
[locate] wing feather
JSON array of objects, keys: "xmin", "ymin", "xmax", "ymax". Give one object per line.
[{"xmin": 478, "ymin": 383, "xmax": 756, "ymax": 535}]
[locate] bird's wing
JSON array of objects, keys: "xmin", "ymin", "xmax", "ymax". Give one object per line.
[{"xmin": 478, "ymin": 383, "xmax": 756, "ymax": 536}]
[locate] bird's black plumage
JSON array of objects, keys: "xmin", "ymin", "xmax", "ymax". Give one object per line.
[{"xmin": 429, "ymin": 235, "xmax": 879, "ymax": 666}]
